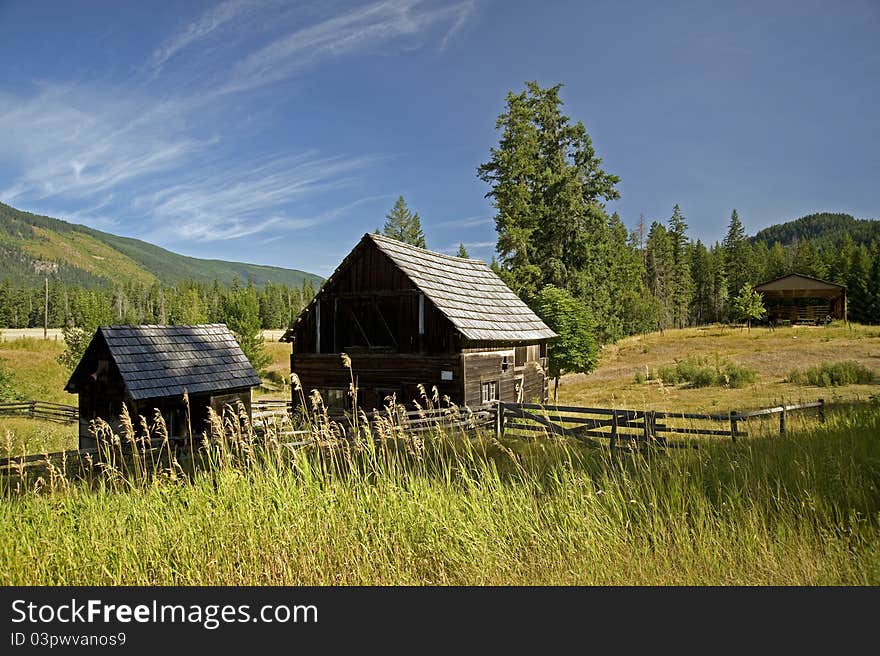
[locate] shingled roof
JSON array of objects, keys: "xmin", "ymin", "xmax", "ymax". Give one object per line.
[
  {"xmin": 65, "ymin": 324, "xmax": 262, "ymax": 401},
  {"xmin": 287, "ymin": 233, "xmax": 556, "ymax": 343}
]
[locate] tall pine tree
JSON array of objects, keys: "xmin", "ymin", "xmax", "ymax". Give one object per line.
[{"xmin": 382, "ymin": 196, "xmax": 427, "ymax": 248}]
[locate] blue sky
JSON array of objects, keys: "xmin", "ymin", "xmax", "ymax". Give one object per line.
[{"xmin": 1, "ymin": 0, "xmax": 878, "ymax": 277}]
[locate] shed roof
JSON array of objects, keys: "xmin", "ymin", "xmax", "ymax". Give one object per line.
[
  {"xmin": 755, "ymin": 273, "xmax": 845, "ymax": 293},
  {"xmin": 65, "ymin": 324, "xmax": 262, "ymax": 401},
  {"xmin": 287, "ymin": 233, "xmax": 556, "ymax": 343}
]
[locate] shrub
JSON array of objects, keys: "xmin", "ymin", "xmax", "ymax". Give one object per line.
[
  {"xmin": 657, "ymin": 355, "xmax": 757, "ymax": 389},
  {"xmin": 719, "ymin": 363, "xmax": 757, "ymax": 389},
  {"xmin": 787, "ymin": 361, "xmax": 874, "ymax": 387},
  {"xmin": 0, "ymin": 362, "xmax": 23, "ymax": 402}
]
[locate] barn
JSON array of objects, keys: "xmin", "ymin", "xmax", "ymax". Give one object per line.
[
  {"xmin": 281, "ymin": 233, "xmax": 556, "ymax": 411},
  {"xmin": 65, "ymin": 324, "xmax": 261, "ymax": 448},
  {"xmin": 755, "ymin": 273, "xmax": 847, "ymax": 324}
]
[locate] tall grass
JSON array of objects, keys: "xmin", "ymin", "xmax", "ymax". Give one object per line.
[
  {"xmin": 652, "ymin": 355, "xmax": 757, "ymax": 388},
  {"xmin": 2, "ymin": 385, "xmax": 879, "ymax": 585},
  {"xmin": 787, "ymin": 361, "xmax": 875, "ymax": 387}
]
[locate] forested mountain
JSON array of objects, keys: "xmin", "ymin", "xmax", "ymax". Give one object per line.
[
  {"xmin": 0, "ymin": 202, "xmax": 321, "ymax": 288},
  {"xmin": 753, "ymin": 212, "xmax": 880, "ymax": 249}
]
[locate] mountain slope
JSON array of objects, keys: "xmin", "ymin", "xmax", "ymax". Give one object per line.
[
  {"xmin": 0, "ymin": 202, "xmax": 322, "ymax": 288},
  {"xmin": 752, "ymin": 212, "xmax": 880, "ymax": 247}
]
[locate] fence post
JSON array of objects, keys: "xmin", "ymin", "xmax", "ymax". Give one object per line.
[
  {"xmin": 609, "ymin": 409, "xmax": 619, "ymax": 452},
  {"xmin": 729, "ymin": 411, "xmax": 738, "ymax": 443},
  {"xmin": 779, "ymin": 406, "xmax": 786, "ymax": 436},
  {"xmin": 30, "ymin": 400, "xmax": 36, "ymax": 420},
  {"xmin": 495, "ymin": 401, "xmax": 504, "ymax": 439},
  {"xmin": 819, "ymin": 398, "xmax": 826, "ymax": 423}
]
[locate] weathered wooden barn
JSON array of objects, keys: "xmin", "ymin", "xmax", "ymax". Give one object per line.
[
  {"xmin": 65, "ymin": 324, "xmax": 261, "ymax": 448},
  {"xmin": 755, "ymin": 273, "xmax": 847, "ymax": 324},
  {"xmin": 281, "ymin": 233, "xmax": 556, "ymax": 411}
]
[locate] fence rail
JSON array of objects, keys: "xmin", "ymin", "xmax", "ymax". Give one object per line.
[
  {"xmin": 2, "ymin": 397, "xmax": 830, "ymax": 472},
  {"xmin": 0, "ymin": 400, "xmax": 78, "ymax": 424},
  {"xmin": 497, "ymin": 399, "xmax": 826, "ymax": 447}
]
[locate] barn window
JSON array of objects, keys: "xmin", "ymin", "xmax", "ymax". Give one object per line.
[
  {"xmin": 321, "ymin": 388, "xmax": 349, "ymax": 411},
  {"xmin": 514, "ymin": 347, "xmax": 527, "ymax": 367},
  {"xmin": 481, "ymin": 381, "xmax": 498, "ymax": 404},
  {"xmin": 501, "ymin": 355, "xmax": 510, "ymax": 371}
]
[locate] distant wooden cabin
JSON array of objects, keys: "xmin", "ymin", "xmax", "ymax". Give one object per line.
[
  {"xmin": 281, "ymin": 233, "xmax": 556, "ymax": 411},
  {"xmin": 65, "ymin": 324, "xmax": 261, "ymax": 449},
  {"xmin": 755, "ymin": 274, "xmax": 847, "ymax": 324}
]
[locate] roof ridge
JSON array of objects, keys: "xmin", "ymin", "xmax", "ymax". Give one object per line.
[{"xmin": 366, "ymin": 232, "xmax": 488, "ymax": 265}]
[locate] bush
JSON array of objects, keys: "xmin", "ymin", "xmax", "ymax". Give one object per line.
[
  {"xmin": 0, "ymin": 362, "xmax": 23, "ymax": 402},
  {"xmin": 718, "ymin": 362, "xmax": 757, "ymax": 389},
  {"xmin": 787, "ymin": 361, "xmax": 874, "ymax": 387},
  {"xmin": 656, "ymin": 355, "xmax": 757, "ymax": 389}
]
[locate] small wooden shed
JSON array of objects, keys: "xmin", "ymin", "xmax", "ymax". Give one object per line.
[
  {"xmin": 281, "ymin": 233, "xmax": 557, "ymax": 411},
  {"xmin": 755, "ymin": 273, "xmax": 847, "ymax": 324},
  {"xmin": 65, "ymin": 324, "xmax": 261, "ymax": 449}
]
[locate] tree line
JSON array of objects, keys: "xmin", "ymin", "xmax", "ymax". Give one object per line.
[{"xmin": 0, "ymin": 277, "xmax": 317, "ymax": 331}]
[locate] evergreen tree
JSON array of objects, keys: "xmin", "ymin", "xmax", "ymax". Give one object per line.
[
  {"xmin": 58, "ymin": 291, "xmax": 113, "ymax": 372},
  {"xmin": 222, "ymin": 282, "xmax": 270, "ymax": 374},
  {"xmin": 477, "ymin": 81, "xmax": 619, "ymax": 303},
  {"xmin": 645, "ymin": 222, "xmax": 674, "ymax": 329},
  {"xmin": 689, "ymin": 240, "xmax": 713, "ymax": 325},
  {"xmin": 382, "ymin": 196, "xmax": 426, "ymax": 248},
  {"xmin": 867, "ymin": 242, "xmax": 880, "ymax": 324},
  {"xmin": 709, "ymin": 242, "xmax": 728, "ymax": 322},
  {"xmin": 765, "ymin": 242, "xmax": 790, "ymax": 281},
  {"xmin": 456, "ymin": 243, "xmax": 469, "ymax": 258},
  {"xmin": 829, "ymin": 233, "xmax": 855, "ymax": 285},
  {"xmin": 846, "ymin": 244, "xmax": 871, "ymax": 323},
  {"xmin": 667, "ymin": 204, "xmax": 693, "ymax": 328},
  {"xmin": 722, "ymin": 209, "xmax": 753, "ymax": 317},
  {"xmin": 793, "ymin": 238, "xmax": 827, "ymax": 280}
]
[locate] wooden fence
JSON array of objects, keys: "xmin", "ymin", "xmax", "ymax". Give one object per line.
[
  {"xmin": 498, "ymin": 399, "xmax": 826, "ymax": 448},
  {"xmin": 0, "ymin": 400, "xmax": 78, "ymax": 424},
  {"xmin": 2, "ymin": 397, "xmax": 828, "ymax": 473},
  {"xmin": 252, "ymin": 399, "xmax": 495, "ymax": 436}
]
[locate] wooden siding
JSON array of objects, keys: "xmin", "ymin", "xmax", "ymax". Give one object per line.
[
  {"xmin": 293, "ymin": 241, "xmax": 460, "ymax": 355},
  {"xmin": 462, "ymin": 350, "xmax": 547, "ymax": 407},
  {"xmin": 293, "ymin": 352, "xmax": 463, "ymax": 410}
]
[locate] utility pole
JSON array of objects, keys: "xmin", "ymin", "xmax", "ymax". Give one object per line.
[{"xmin": 44, "ymin": 275, "xmax": 48, "ymax": 340}]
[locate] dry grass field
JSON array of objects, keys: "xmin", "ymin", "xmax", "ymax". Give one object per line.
[{"xmin": 559, "ymin": 323, "xmax": 880, "ymax": 413}]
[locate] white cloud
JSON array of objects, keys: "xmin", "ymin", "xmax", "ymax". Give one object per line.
[
  {"xmin": 135, "ymin": 155, "xmax": 391, "ymax": 241},
  {"xmin": 216, "ymin": 0, "xmax": 476, "ymax": 94},
  {"xmin": 151, "ymin": 0, "xmax": 255, "ymax": 73},
  {"xmin": 436, "ymin": 215, "xmax": 492, "ymax": 228},
  {"xmin": 0, "ymin": 85, "xmax": 206, "ymax": 205}
]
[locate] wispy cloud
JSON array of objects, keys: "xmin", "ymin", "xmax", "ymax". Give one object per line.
[
  {"xmin": 436, "ymin": 215, "xmax": 492, "ymax": 228},
  {"xmin": 0, "ymin": 1, "xmax": 481, "ymax": 257},
  {"xmin": 150, "ymin": 0, "xmax": 254, "ymax": 74},
  {"xmin": 135, "ymin": 155, "xmax": 390, "ymax": 241},
  {"xmin": 0, "ymin": 85, "xmax": 206, "ymax": 204},
  {"xmin": 216, "ymin": 0, "xmax": 475, "ymax": 94}
]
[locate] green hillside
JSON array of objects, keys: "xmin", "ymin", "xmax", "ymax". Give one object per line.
[
  {"xmin": 752, "ymin": 212, "xmax": 880, "ymax": 247},
  {"xmin": 0, "ymin": 202, "xmax": 322, "ymax": 288}
]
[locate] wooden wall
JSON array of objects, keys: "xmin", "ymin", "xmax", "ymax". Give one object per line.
[
  {"xmin": 293, "ymin": 240, "xmax": 460, "ymax": 355},
  {"xmin": 293, "ymin": 352, "xmax": 463, "ymax": 410},
  {"xmin": 462, "ymin": 350, "xmax": 547, "ymax": 407}
]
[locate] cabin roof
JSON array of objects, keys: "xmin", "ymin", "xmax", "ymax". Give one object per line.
[
  {"xmin": 285, "ymin": 233, "xmax": 556, "ymax": 343},
  {"xmin": 65, "ymin": 324, "xmax": 262, "ymax": 401},
  {"xmin": 755, "ymin": 273, "xmax": 845, "ymax": 292}
]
